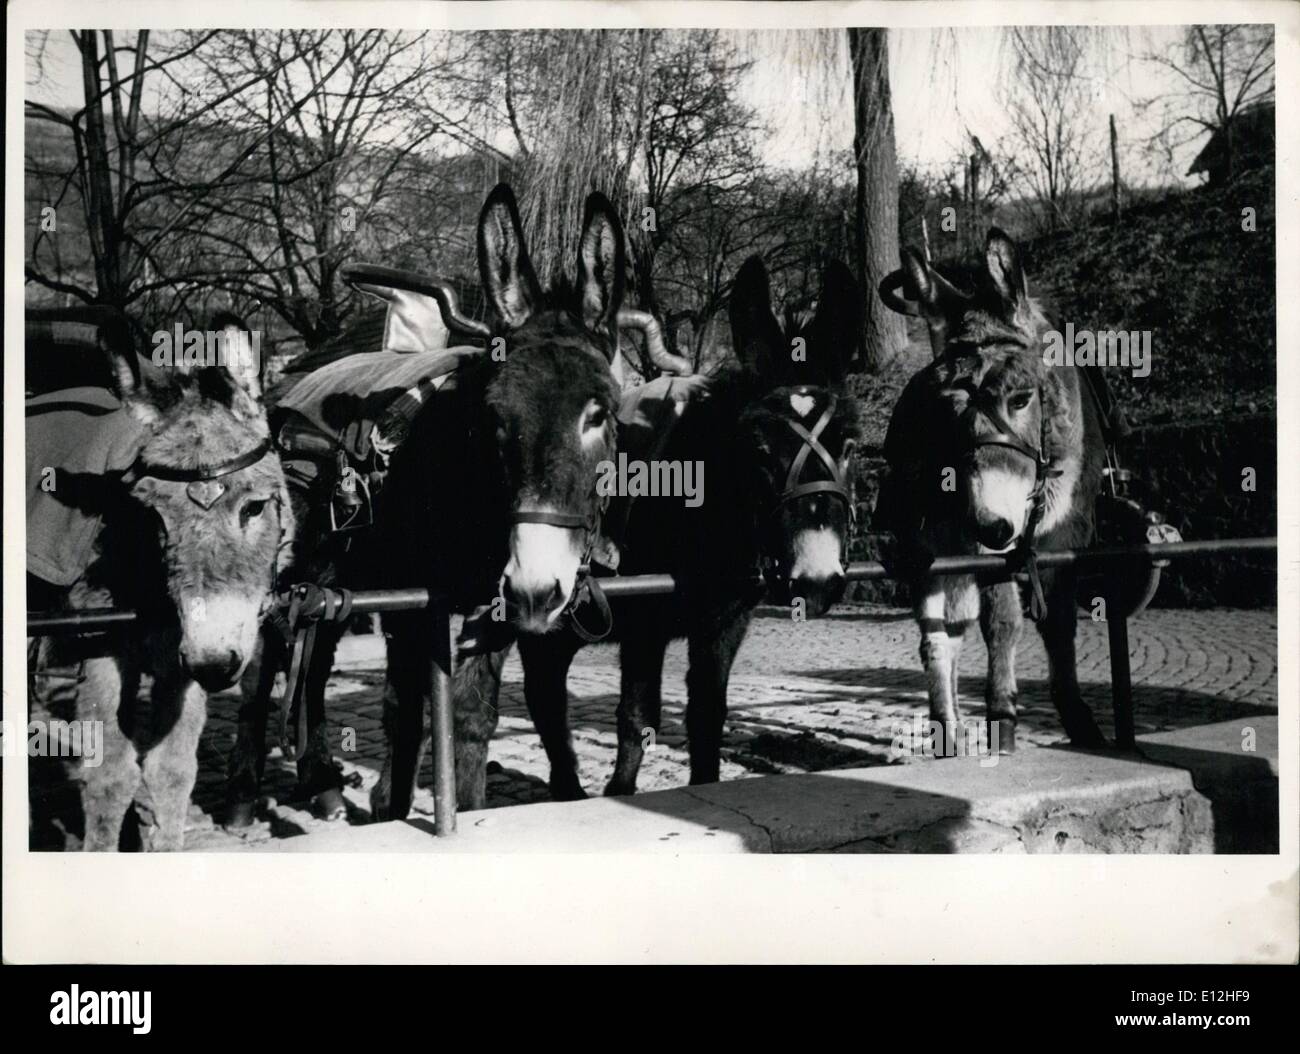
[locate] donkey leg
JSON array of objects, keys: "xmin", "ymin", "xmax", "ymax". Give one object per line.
[
  {"xmin": 226, "ymin": 627, "xmax": 281, "ymax": 827},
  {"xmin": 517, "ymin": 632, "xmax": 586, "ymax": 801},
  {"xmin": 916, "ymin": 581, "xmax": 960, "ymax": 755},
  {"xmin": 685, "ymin": 610, "xmax": 751, "ymax": 786},
  {"xmin": 140, "ymin": 677, "xmax": 207, "ymax": 852},
  {"xmin": 979, "ymin": 580, "xmax": 1023, "ymax": 751},
  {"xmin": 1037, "ymin": 568, "xmax": 1107, "ymax": 747},
  {"xmin": 373, "ymin": 615, "xmax": 431, "ymax": 821},
  {"xmin": 453, "ymin": 647, "xmax": 506, "ymax": 811},
  {"xmin": 296, "ymin": 626, "xmax": 345, "ymax": 820},
  {"xmin": 78, "ymin": 655, "xmax": 142, "ymax": 852},
  {"xmin": 606, "ymin": 630, "xmax": 668, "ymax": 797}
]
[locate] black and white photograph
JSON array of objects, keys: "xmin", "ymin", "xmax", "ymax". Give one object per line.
[{"xmin": 5, "ymin": 0, "xmax": 1297, "ymax": 973}]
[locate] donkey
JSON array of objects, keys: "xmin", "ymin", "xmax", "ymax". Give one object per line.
[
  {"xmin": 441, "ymin": 253, "xmax": 863, "ymax": 801},
  {"xmin": 224, "ymin": 184, "xmax": 668, "ymax": 822},
  {"xmin": 27, "ymin": 333, "xmax": 292, "ymax": 850},
  {"xmin": 876, "ymin": 229, "xmax": 1107, "ymax": 751}
]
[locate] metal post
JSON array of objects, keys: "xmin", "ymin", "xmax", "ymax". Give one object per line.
[
  {"xmin": 1106, "ymin": 589, "xmax": 1136, "ymax": 750},
  {"xmin": 429, "ymin": 594, "xmax": 457, "ymax": 836}
]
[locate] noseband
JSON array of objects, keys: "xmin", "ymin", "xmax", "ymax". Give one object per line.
[{"xmin": 508, "ymin": 492, "xmax": 613, "ymax": 643}]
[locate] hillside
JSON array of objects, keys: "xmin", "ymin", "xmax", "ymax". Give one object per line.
[{"xmin": 1022, "ymin": 165, "xmax": 1276, "ymax": 425}]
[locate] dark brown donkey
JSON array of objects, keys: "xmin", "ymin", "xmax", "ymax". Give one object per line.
[
  {"xmin": 27, "ymin": 319, "xmax": 292, "ymax": 850},
  {"xmin": 876, "ymin": 229, "xmax": 1107, "ymax": 751},
  {"xmin": 226, "ymin": 185, "xmax": 685, "ymax": 821},
  {"xmin": 443, "ymin": 254, "xmax": 863, "ymax": 801}
]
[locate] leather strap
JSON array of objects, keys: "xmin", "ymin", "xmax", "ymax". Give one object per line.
[
  {"xmin": 775, "ymin": 393, "xmax": 852, "ymax": 516},
  {"xmin": 511, "ymin": 509, "xmax": 589, "ymax": 530},
  {"xmin": 131, "ymin": 437, "xmax": 273, "ymax": 483}
]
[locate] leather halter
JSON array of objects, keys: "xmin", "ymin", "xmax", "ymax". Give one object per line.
[
  {"xmin": 771, "ymin": 390, "xmax": 853, "ymax": 522},
  {"xmin": 953, "ymin": 379, "xmax": 1061, "ymax": 621},
  {"xmin": 754, "ymin": 390, "xmax": 853, "ymax": 591}
]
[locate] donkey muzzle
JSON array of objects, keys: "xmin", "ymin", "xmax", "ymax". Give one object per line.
[
  {"xmin": 177, "ymin": 593, "xmax": 261, "ymax": 690},
  {"xmin": 502, "ymin": 521, "xmax": 582, "ymax": 632}
]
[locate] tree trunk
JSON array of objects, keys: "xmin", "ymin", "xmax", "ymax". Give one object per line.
[
  {"xmin": 1109, "ymin": 113, "xmax": 1122, "ymax": 224},
  {"xmin": 848, "ymin": 27, "xmax": 906, "ymax": 373}
]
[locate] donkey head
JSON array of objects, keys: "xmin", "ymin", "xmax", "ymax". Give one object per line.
[
  {"xmin": 477, "ymin": 184, "xmax": 624, "ymax": 632},
  {"xmin": 896, "ymin": 230, "xmax": 1059, "ymax": 553},
  {"xmin": 114, "ymin": 323, "xmax": 292, "ymax": 690},
  {"xmin": 729, "ymin": 255, "xmax": 861, "ymax": 616}
]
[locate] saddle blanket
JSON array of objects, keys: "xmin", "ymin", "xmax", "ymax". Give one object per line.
[
  {"xmin": 616, "ymin": 373, "xmax": 711, "ymax": 459},
  {"xmin": 26, "ymin": 387, "xmax": 146, "ymax": 587},
  {"xmin": 273, "ymin": 345, "xmax": 484, "ymax": 469}
]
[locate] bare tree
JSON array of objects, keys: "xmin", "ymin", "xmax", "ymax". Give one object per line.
[
  {"xmin": 24, "ymin": 30, "xmax": 327, "ymax": 329},
  {"xmin": 1140, "ymin": 24, "xmax": 1274, "ymax": 182},
  {"xmin": 184, "ymin": 30, "xmax": 450, "ymax": 348},
  {"xmin": 999, "ymin": 27, "xmax": 1098, "ymax": 233}
]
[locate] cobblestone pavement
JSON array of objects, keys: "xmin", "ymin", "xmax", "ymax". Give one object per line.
[{"xmin": 27, "ymin": 604, "xmax": 1278, "ymax": 850}]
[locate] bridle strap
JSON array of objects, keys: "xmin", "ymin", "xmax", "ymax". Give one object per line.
[
  {"xmin": 960, "ymin": 393, "xmax": 1047, "ymax": 471},
  {"xmin": 956, "ymin": 385, "xmax": 1059, "ymax": 621},
  {"xmin": 510, "ymin": 509, "xmax": 589, "ymax": 530},
  {"xmin": 131, "ymin": 437, "xmax": 274, "ymax": 483},
  {"xmin": 778, "ymin": 393, "xmax": 851, "ymax": 511}
]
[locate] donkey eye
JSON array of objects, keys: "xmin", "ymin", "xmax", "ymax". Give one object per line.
[
  {"xmin": 1007, "ymin": 391, "xmax": 1033, "ymax": 412},
  {"xmin": 583, "ymin": 404, "xmax": 608, "ymax": 431},
  {"xmin": 240, "ymin": 499, "xmax": 269, "ymax": 527}
]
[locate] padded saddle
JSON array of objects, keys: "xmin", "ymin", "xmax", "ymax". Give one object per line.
[
  {"xmin": 25, "ymin": 308, "xmax": 149, "ymax": 589},
  {"xmin": 270, "ymin": 267, "xmax": 487, "ymax": 532}
]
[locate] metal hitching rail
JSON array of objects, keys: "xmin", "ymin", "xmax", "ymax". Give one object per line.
[{"xmin": 26, "ymin": 536, "xmax": 1278, "ymax": 838}]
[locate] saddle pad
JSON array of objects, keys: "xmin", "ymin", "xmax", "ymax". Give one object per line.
[
  {"xmin": 616, "ymin": 373, "xmax": 710, "ymax": 461},
  {"xmin": 274, "ymin": 346, "xmax": 482, "ymax": 463},
  {"xmin": 26, "ymin": 387, "xmax": 147, "ymax": 587},
  {"xmin": 596, "ymin": 373, "xmax": 711, "ymax": 562}
]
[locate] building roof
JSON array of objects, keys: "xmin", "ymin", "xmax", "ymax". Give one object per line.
[{"xmin": 1187, "ymin": 101, "xmax": 1275, "ymax": 176}]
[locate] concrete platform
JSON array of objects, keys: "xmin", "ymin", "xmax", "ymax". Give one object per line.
[{"xmin": 242, "ymin": 717, "xmax": 1277, "ymax": 855}]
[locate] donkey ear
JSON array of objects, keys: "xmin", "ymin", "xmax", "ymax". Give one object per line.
[
  {"xmin": 984, "ymin": 228, "xmax": 1028, "ymax": 313},
  {"xmin": 728, "ymin": 255, "xmax": 784, "ymax": 375},
  {"xmin": 805, "ymin": 259, "xmax": 862, "ymax": 385},
  {"xmin": 477, "ymin": 183, "xmax": 542, "ymax": 331},
  {"xmin": 212, "ymin": 316, "xmax": 262, "ymax": 402},
  {"xmin": 575, "ymin": 192, "xmax": 626, "ymax": 337}
]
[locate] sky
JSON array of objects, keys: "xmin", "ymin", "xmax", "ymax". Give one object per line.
[
  {"xmin": 741, "ymin": 26, "xmax": 1206, "ymax": 187},
  {"xmin": 28, "ymin": 26, "xmax": 1217, "ymax": 190}
]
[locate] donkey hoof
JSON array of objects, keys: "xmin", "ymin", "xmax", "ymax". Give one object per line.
[
  {"xmin": 604, "ymin": 779, "xmax": 636, "ymax": 798},
  {"xmin": 313, "ymin": 787, "xmax": 347, "ymax": 821},
  {"xmin": 550, "ymin": 782, "xmax": 588, "ymax": 803},
  {"xmin": 1066, "ymin": 720, "xmax": 1108, "ymax": 749},
  {"xmin": 224, "ymin": 800, "xmax": 258, "ymax": 829}
]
